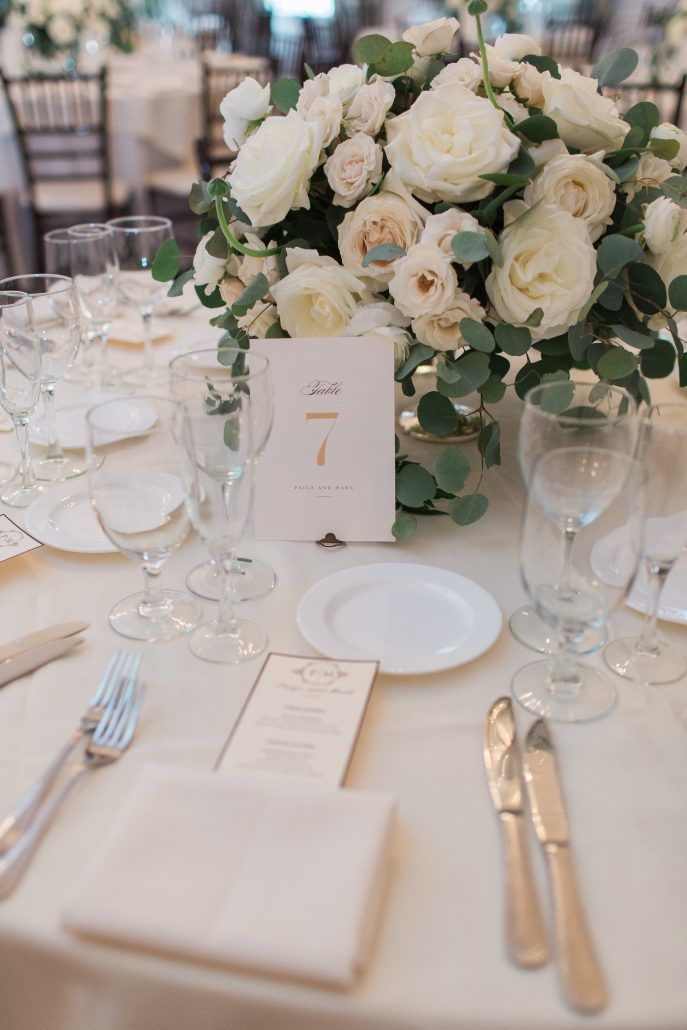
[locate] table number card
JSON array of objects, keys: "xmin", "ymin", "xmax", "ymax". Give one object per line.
[
  {"xmin": 215, "ymin": 653, "xmax": 379, "ymax": 788},
  {"xmin": 0, "ymin": 514, "xmax": 42, "ymax": 563},
  {"xmin": 251, "ymin": 337, "xmax": 396, "ymax": 542}
]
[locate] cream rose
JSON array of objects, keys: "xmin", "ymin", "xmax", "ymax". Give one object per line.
[
  {"xmin": 421, "ymin": 208, "xmax": 483, "ymax": 261},
  {"xmin": 229, "ymin": 110, "xmax": 325, "ymax": 227},
  {"xmin": 271, "ymin": 256, "xmax": 370, "ymax": 337},
  {"xmin": 327, "ymin": 63, "xmax": 365, "ymax": 106},
  {"xmin": 512, "ymin": 62, "xmax": 545, "ymax": 107},
  {"xmin": 194, "ymin": 232, "xmax": 228, "ymax": 296},
  {"xmin": 402, "ymin": 17, "xmax": 459, "ymax": 56},
  {"xmin": 647, "ymin": 232, "xmax": 687, "ymax": 327},
  {"xmin": 493, "ymin": 33, "xmax": 542, "ymax": 60},
  {"xmin": 296, "ymin": 74, "xmax": 342, "ymax": 147},
  {"xmin": 237, "ymin": 234, "xmax": 279, "ymax": 288},
  {"xmin": 478, "ymin": 45, "xmax": 520, "ymax": 89},
  {"xmin": 324, "ymin": 134, "xmax": 383, "ymax": 208},
  {"xmin": 338, "ymin": 190, "xmax": 425, "ymax": 288},
  {"xmin": 239, "ymin": 301, "xmax": 279, "ymax": 337},
  {"xmin": 541, "ymin": 68, "xmax": 628, "ymax": 154},
  {"xmin": 523, "ymin": 154, "xmax": 616, "ymax": 242},
  {"xmin": 344, "ymin": 79, "xmax": 395, "ymax": 136},
  {"xmin": 498, "ymin": 91, "xmax": 528, "ymax": 125},
  {"xmin": 526, "ymin": 139, "xmax": 569, "ymax": 169},
  {"xmin": 430, "ymin": 57, "xmax": 482, "ymax": 92},
  {"xmin": 385, "ymin": 82, "xmax": 520, "ymax": 203},
  {"xmin": 218, "ymin": 276, "xmax": 244, "ymax": 307},
  {"xmin": 622, "ymin": 154, "xmax": 673, "ymax": 202},
  {"xmin": 650, "ymin": 123, "xmax": 687, "ymax": 170},
  {"xmin": 412, "ymin": 290, "xmax": 487, "ymax": 352},
  {"xmin": 347, "ymin": 301, "xmax": 412, "ymax": 369},
  {"xmin": 643, "ymin": 197, "xmax": 687, "ymax": 255},
  {"xmin": 486, "ymin": 204, "xmax": 597, "ymax": 340},
  {"xmin": 220, "ymin": 77, "xmax": 271, "ymax": 150},
  {"xmin": 388, "ymin": 243, "xmax": 458, "ymax": 319}
]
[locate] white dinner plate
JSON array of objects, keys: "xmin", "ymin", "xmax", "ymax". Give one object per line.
[
  {"xmin": 24, "ymin": 485, "xmax": 117, "ymax": 554},
  {"xmin": 29, "ymin": 393, "xmax": 157, "ymax": 450},
  {"xmin": 592, "ymin": 526, "xmax": 687, "ymax": 625},
  {"xmin": 297, "ymin": 562, "xmax": 502, "ymax": 675}
]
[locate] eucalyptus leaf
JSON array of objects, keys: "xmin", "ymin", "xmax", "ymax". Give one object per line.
[
  {"xmin": 680, "ymin": 353, "xmax": 687, "ymax": 387},
  {"xmin": 614, "ymin": 156, "xmax": 640, "ymax": 183},
  {"xmin": 508, "ymin": 149, "xmax": 536, "ymax": 177},
  {"xmin": 231, "ymin": 273, "xmax": 269, "ymax": 317},
  {"xmin": 450, "ymin": 493, "xmax": 489, "ymax": 525},
  {"xmin": 624, "ymin": 100, "xmax": 660, "ymax": 137},
  {"xmin": 514, "ymin": 362, "xmax": 541, "ymax": 400},
  {"xmin": 353, "ymin": 33, "xmax": 391, "ymax": 67},
  {"xmin": 373, "ymin": 40, "xmax": 414, "ymax": 76},
  {"xmin": 205, "ymin": 226, "xmax": 229, "ymax": 259},
  {"xmin": 391, "ymin": 512, "xmax": 417, "ymax": 540},
  {"xmin": 516, "ymin": 114, "xmax": 559, "ymax": 143},
  {"xmin": 479, "ymin": 420, "xmax": 501, "ymax": 469},
  {"xmin": 417, "ymin": 391, "xmax": 459, "ymax": 436},
  {"xmin": 598, "ymin": 277, "xmax": 625, "ymax": 311},
  {"xmin": 434, "ymin": 446, "xmax": 470, "ymax": 493},
  {"xmin": 451, "ymin": 230, "xmax": 490, "ymax": 263},
  {"xmin": 395, "ymin": 463, "xmax": 436, "ymax": 507},
  {"xmin": 568, "ymin": 322, "xmax": 593, "ymax": 361},
  {"xmin": 669, "ymin": 275, "xmax": 687, "ymax": 310},
  {"xmin": 540, "ymin": 380, "xmax": 575, "ymax": 413},
  {"xmin": 650, "ymin": 137, "xmax": 680, "ymax": 161},
  {"xmin": 522, "ymin": 54, "xmax": 560, "ymax": 78},
  {"xmin": 662, "ymin": 175, "xmax": 687, "ymax": 207},
  {"xmin": 189, "ymin": 179, "xmax": 213, "ymax": 214},
  {"xmin": 167, "ymin": 268, "xmax": 194, "ymax": 298},
  {"xmin": 436, "ymin": 351, "xmax": 491, "ymax": 397},
  {"xmin": 460, "ymin": 318, "xmax": 495, "ymax": 353},
  {"xmin": 484, "ymin": 231, "xmax": 504, "ymax": 267},
  {"xmin": 640, "ymin": 339, "xmax": 676, "ymax": 378},
  {"xmin": 597, "ymin": 234, "xmax": 644, "ymax": 278},
  {"xmin": 524, "ymin": 307, "xmax": 544, "ymax": 327},
  {"xmin": 591, "ymin": 47, "xmax": 639, "ymax": 88},
  {"xmin": 597, "ymin": 347, "xmax": 638, "ymax": 380},
  {"xmin": 362, "ymin": 242, "xmax": 405, "ymax": 267},
  {"xmin": 578, "ymin": 281, "xmax": 609, "ymax": 320},
  {"xmin": 394, "ymin": 342, "xmax": 434, "ymax": 381},
  {"xmin": 270, "ymin": 77, "xmax": 300, "ymax": 113},
  {"xmin": 265, "ymin": 321, "xmax": 287, "ymax": 338},
  {"xmin": 495, "ymin": 324, "xmax": 531, "ymax": 356},
  {"xmin": 626, "ymin": 261, "xmax": 667, "ymax": 314},
  {"xmin": 480, "ymin": 375, "xmax": 507, "ymax": 403},
  {"xmin": 151, "ymin": 238, "xmax": 180, "ymax": 282},
  {"xmin": 611, "ymin": 324, "xmax": 656, "ymax": 349}
]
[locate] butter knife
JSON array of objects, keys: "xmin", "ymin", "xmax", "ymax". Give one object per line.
[
  {"xmin": 0, "ymin": 635, "xmax": 84, "ymax": 688},
  {"xmin": 522, "ymin": 719, "xmax": 607, "ymax": 1014},
  {"xmin": 484, "ymin": 698, "xmax": 549, "ymax": 968},
  {"xmin": 0, "ymin": 622, "xmax": 89, "ymax": 665}
]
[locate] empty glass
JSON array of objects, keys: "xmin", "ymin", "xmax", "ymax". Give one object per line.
[
  {"xmin": 511, "ymin": 380, "xmax": 639, "ymax": 655},
  {"xmin": 0, "ymin": 292, "xmax": 43, "ymax": 507},
  {"xmin": 604, "ymin": 402, "xmax": 687, "ymax": 684},
  {"xmin": 170, "ymin": 348, "xmax": 275, "ymax": 602},
  {"xmin": 0, "ymin": 274, "xmax": 84, "ymax": 481},
  {"xmin": 512, "ymin": 446, "xmax": 644, "ymax": 722},
  {"xmin": 107, "ymin": 216, "xmax": 173, "ymax": 389},
  {"xmin": 85, "ymin": 396, "xmax": 202, "ymax": 641}
]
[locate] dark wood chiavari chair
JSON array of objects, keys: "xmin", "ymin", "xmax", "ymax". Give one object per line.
[
  {"xmin": 303, "ymin": 16, "xmax": 345, "ymax": 74},
  {"xmin": 544, "ymin": 19, "xmax": 603, "ymax": 70},
  {"xmin": 197, "ymin": 58, "xmax": 272, "ymax": 181}
]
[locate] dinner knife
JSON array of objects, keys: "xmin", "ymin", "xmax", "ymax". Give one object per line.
[
  {"xmin": 0, "ymin": 635, "xmax": 84, "ymax": 688},
  {"xmin": 484, "ymin": 698, "xmax": 549, "ymax": 968},
  {"xmin": 522, "ymin": 719, "xmax": 607, "ymax": 1015},
  {"xmin": 0, "ymin": 622, "xmax": 89, "ymax": 665}
]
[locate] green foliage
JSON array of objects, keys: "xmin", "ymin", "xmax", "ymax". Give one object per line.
[
  {"xmin": 597, "ymin": 347, "xmax": 638, "ymax": 380},
  {"xmin": 640, "ymin": 339, "xmax": 676, "ymax": 378},
  {"xmin": 479, "ymin": 421, "xmax": 501, "ymax": 468},
  {"xmin": 437, "ymin": 351, "xmax": 491, "ymax": 397},
  {"xmin": 495, "ymin": 324, "xmax": 531, "ymax": 355},
  {"xmin": 450, "ymin": 493, "xmax": 489, "ymax": 525},
  {"xmin": 270, "ymin": 77, "xmax": 300, "ymax": 113},
  {"xmin": 517, "ymin": 115, "xmax": 559, "ymax": 143},
  {"xmin": 362, "ymin": 243, "xmax": 405, "ymax": 267},
  {"xmin": 392, "ymin": 512, "xmax": 417, "ymax": 539},
  {"xmin": 167, "ymin": 268, "xmax": 194, "ymax": 298},
  {"xmin": 451, "ymin": 231, "xmax": 490, "ymax": 263},
  {"xmin": 460, "ymin": 318, "xmax": 495, "ymax": 353},
  {"xmin": 394, "ymin": 343, "xmax": 434, "ymax": 381},
  {"xmin": 231, "ymin": 273, "xmax": 269, "ymax": 317},
  {"xmin": 597, "ymin": 234, "xmax": 644, "ymax": 278},
  {"xmin": 522, "ymin": 54, "xmax": 560, "ymax": 78},
  {"xmin": 353, "ymin": 33, "xmax": 414, "ymax": 75},
  {"xmin": 395, "ymin": 463, "xmax": 436, "ymax": 507},
  {"xmin": 669, "ymin": 275, "xmax": 687, "ymax": 310},
  {"xmin": 434, "ymin": 447, "xmax": 470, "ymax": 493},
  {"xmin": 591, "ymin": 47, "xmax": 639, "ymax": 88},
  {"xmin": 151, "ymin": 239, "xmax": 179, "ymax": 282},
  {"xmin": 417, "ymin": 391, "xmax": 459, "ymax": 435}
]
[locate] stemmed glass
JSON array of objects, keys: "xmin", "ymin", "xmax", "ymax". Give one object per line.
[
  {"xmin": 604, "ymin": 402, "xmax": 687, "ymax": 684},
  {"xmin": 512, "ymin": 446, "xmax": 644, "ymax": 722},
  {"xmin": 170, "ymin": 348, "xmax": 275, "ymax": 602},
  {"xmin": 106, "ymin": 216, "xmax": 173, "ymax": 389},
  {"xmin": 0, "ymin": 274, "xmax": 84, "ymax": 481},
  {"xmin": 85, "ymin": 396, "xmax": 202, "ymax": 641},
  {"xmin": 511, "ymin": 380, "xmax": 639, "ymax": 654},
  {"xmin": 176, "ymin": 375, "xmax": 269, "ymax": 663},
  {"xmin": 0, "ymin": 292, "xmax": 43, "ymax": 507},
  {"xmin": 44, "ymin": 224, "xmax": 119, "ymax": 388}
]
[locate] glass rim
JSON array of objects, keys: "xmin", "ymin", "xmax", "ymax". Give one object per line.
[
  {"xmin": 0, "ymin": 273, "xmax": 75, "ymax": 297},
  {"xmin": 106, "ymin": 216, "xmax": 173, "ymax": 234},
  {"xmin": 169, "ymin": 347, "xmax": 270, "ymax": 383},
  {"xmin": 523, "ymin": 379, "xmax": 636, "ymax": 423},
  {"xmin": 44, "ymin": 223, "xmax": 113, "ymax": 243},
  {"xmin": 0, "ymin": 290, "xmax": 31, "ymax": 307}
]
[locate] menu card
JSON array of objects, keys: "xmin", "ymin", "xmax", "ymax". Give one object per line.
[
  {"xmin": 251, "ymin": 337, "xmax": 396, "ymax": 542},
  {"xmin": 215, "ymin": 653, "xmax": 378, "ymax": 788},
  {"xmin": 0, "ymin": 514, "xmax": 42, "ymax": 562}
]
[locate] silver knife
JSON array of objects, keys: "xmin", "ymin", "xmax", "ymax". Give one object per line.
[
  {"xmin": 484, "ymin": 698, "xmax": 549, "ymax": 968},
  {"xmin": 0, "ymin": 622, "xmax": 89, "ymax": 665},
  {"xmin": 0, "ymin": 635, "xmax": 84, "ymax": 688},
  {"xmin": 522, "ymin": 719, "xmax": 607, "ymax": 1015}
]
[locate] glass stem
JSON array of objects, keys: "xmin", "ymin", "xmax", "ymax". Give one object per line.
[
  {"xmin": 42, "ymin": 386, "xmax": 63, "ymax": 461},
  {"xmin": 138, "ymin": 563, "xmax": 167, "ymax": 619},
  {"xmin": 559, "ymin": 525, "xmax": 577, "ymax": 598},
  {"xmin": 548, "ymin": 625, "xmax": 582, "ymax": 697},
  {"xmin": 216, "ymin": 550, "xmax": 238, "ymax": 636},
  {"xmin": 636, "ymin": 561, "xmax": 671, "ymax": 656},
  {"xmin": 13, "ymin": 417, "xmax": 36, "ymax": 489},
  {"xmin": 142, "ymin": 311, "xmax": 155, "ymax": 374}
]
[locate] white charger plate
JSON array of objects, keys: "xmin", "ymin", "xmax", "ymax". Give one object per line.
[
  {"xmin": 591, "ymin": 526, "xmax": 687, "ymax": 625},
  {"xmin": 29, "ymin": 393, "xmax": 157, "ymax": 450},
  {"xmin": 297, "ymin": 562, "xmax": 502, "ymax": 675},
  {"xmin": 24, "ymin": 485, "xmax": 117, "ymax": 554}
]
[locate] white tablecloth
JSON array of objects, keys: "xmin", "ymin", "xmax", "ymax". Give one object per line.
[{"xmin": 0, "ymin": 308, "xmax": 685, "ymax": 1030}]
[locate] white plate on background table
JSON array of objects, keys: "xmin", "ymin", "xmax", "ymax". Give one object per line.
[
  {"xmin": 592, "ymin": 526, "xmax": 687, "ymax": 625},
  {"xmin": 29, "ymin": 394, "xmax": 157, "ymax": 451},
  {"xmin": 24, "ymin": 485, "xmax": 117, "ymax": 554},
  {"xmin": 297, "ymin": 562, "xmax": 502, "ymax": 675}
]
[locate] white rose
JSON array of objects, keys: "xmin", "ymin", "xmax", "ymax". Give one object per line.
[
  {"xmin": 271, "ymin": 257, "xmax": 370, "ymax": 338},
  {"xmin": 347, "ymin": 301, "xmax": 412, "ymax": 370},
  {"xmin": 622, "ymin": 153, "xmax": 673, "ymax": 202},
  {"xmin": 650, "ymin": 123, "xmax": 687, "ymax": 171},
  {"xmin": 385, "ymin": 82, "xmax": 520, "ymax": 203},
  {"xmin": 486, "ymin": 204, "xmax": 597, "ymax": 340},
  {"xmin": 430, "ymin": 57, "xmax": 482, "ymax": 92},
  {"xmin": 194, "ymin": 232, "xmax": 228, "ymax": 296},
  {"xmin": 376, "ymin": 325, "xmax": 412, "ymax": 369},
  {"xmin": 237, "ymin": 234, "xmax": 279, "ymax": 287},
  {"xmin": 239, "ymin": 300, "xmax": 279, "ymax": 337},
  {"xmin": 50, "ymin": 12, "xmax": 76, "ymax": 45},
  {"xmin": 344, "ymin": 79, "xmax": 395, "ymax": 136},
  {"xmin": 324, "ymin": 134, "xmax": 382, "ymax": 208},
  {"xmin": 218, "ymin": 276, "xmax": 243, "ymax": 307},
  {"xmin": 498, "ymin": 91, "xmax": 528, "ymax": 125},
  {"xmin": 646, "ymin": 232, "xmax": 687, "ymax": 328},
  {"xmin": 493, "ymin": 33, "xmax": 542, "ymax": 60},
  {"xmin": 526, "ymin": 138, "xmax": 569, "ymax": 168},
  {"xmin": 229, "ymin": 110, "xmax": 325, "ymax": 227},
  {"xmin": 478, "ymin": 45, "xmax": 520, "ymax": 89},
  {"xmin": 402, "ymin": 17, "xmax": 459, "ymax": 57},
  {"xmin": 338, "ymin": 189, "xmax": 425, "ymax": 288},
  {"xmin": 523, "ymin": 154, "xmax": 616, "ymax": 242},
  {"xmin": 388, "ymin": 243, "xmax": 458, "ymax": 318},
  {"xmin": 512, "ymin": 62, "xmax": 545, "ymax": 107},
  {"xmin": 219, "ymin": 77, "xmax": 271, "ymax": 150},
  {"xmin": 296, "ymin": 75, "xmax": 342, "ymax": 147},
  {"xmin": 326, "ymin": 63, "xmax": 365, "ymax": 106},
  {"xmin": 412, "ymin": 289, "xmax": 487, "ymax": 351},
  {"xmin": 421, "ymin": 208, "xmax": 483, "ymax": 262},
  {"xmin": 643, "ymin": 197, "xmax": 687, "ymax": 255},
  {"xmin": 541, "ymin": 68, "xmax": 628, "ymax": 154}
]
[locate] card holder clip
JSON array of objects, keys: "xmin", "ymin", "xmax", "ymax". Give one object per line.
[{"xmin": 316, "ymin": 532, "xmax": 346, "ymax": 548}]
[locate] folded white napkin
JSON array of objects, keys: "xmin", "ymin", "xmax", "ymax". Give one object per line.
[
  {"xmin": 62, "ymin": 764, "xmax": 395, "ymax": 988},
  {"xmin": 108, "ymin": 316, "xmax": 172, "ymax": 345}
]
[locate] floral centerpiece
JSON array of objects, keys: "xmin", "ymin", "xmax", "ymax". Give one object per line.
[
  {"xmin": 8, "ymin": 0, "xmax": 136, "ymax": 63},
  {"xmin": 156, "ymin": 1, "xmax": 687, "ymax": 536}
]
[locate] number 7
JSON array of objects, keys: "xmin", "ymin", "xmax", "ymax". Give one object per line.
[{"xmin": 306, "ymin": 411, "xmax": 340, "ymax": 467}]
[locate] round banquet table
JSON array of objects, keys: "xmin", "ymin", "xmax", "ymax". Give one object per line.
[{"xmin": 0, "ymin": 305, "xmax": 685, "ymax": 1030}]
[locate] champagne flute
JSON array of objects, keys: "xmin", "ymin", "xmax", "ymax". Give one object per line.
[
  {"xmin": 512, "ymin": 446, "xmax": 644, "ymax": 722},
  {"xmin": 0, "ymin": 274, "xmax": 84, "ymax": 481},
  {"xmin": 106, "ymin": 215, "xmax": 172, "ymax": 389},
  {"xmin": 170, "ymin": 348, "xmax": 275, "ymax": 602},
  {"xmin": 604, "ymin": 402, "xmax": 687, "ymax": 684},
  {"xmin": 85, "ymin": 396, "xmax": 202, "ymax": 641},
  {"xmin": 511, "ymin": 380, "xmax": 639, "ymax": 655},
  {"xmin": 0, "ymin": 291, "xmax": 43, "ymax": 507}
]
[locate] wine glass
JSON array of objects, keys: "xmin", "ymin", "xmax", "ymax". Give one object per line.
[
  {"xmin": 0, "ymin": 292, "xmax": 43, "ymax": 507},
  {"xmin": 512, "ymin": 446, "xmax": 644, "ymax": 722},
  {"xmin": 511, "ymin": 379, "xmax": 639, "ymax": 655},
  {"xmin": 85, "ymin": 396, "xmax": 202, "ymax": 641},
  {"xmin": 0, "ymin": 274, "xmax": 84, "ymax": 481},
  {"xmin": 106, "ymin": 215, "xmax": 173, "ymax": 389},
  {"xmin": 176, "ymin": 386, "xmax": 268, "ymax": 663},
  {"xmin": 169, "ymin": 348, "xmax": 275, "ymax": 602},
  {"xmin": 604, "ymin": 402, "xmax": 687, "ymax": 684},
  {"xmin": 44, "ymin": 224, "xmax": 119, "ymax": 388}
]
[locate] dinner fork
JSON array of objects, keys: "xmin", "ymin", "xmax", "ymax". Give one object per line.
[
  {"xmin": 0, "ymin": 651, "xmax": 142, "ymax": 854},
  {"xmin": 0, "ymin": 676, "xmax": 144, "ymax": 898}
]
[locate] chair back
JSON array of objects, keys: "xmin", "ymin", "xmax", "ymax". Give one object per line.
[
  {"xmin": 606, "ymin": 75, "xmax": 687, "ymax": 127},
  {"xmin": 199, "ymin": 58, "xmax": 271, "ymax": 179},
  {"xmin": 545, "ymin": 20, "xmax": 602, "ymax": 70},
  {"xmin": 303, "ymin": 17, "xmax": 345, "ymax": 74}
]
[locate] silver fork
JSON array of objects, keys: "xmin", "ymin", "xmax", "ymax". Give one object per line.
[
  {"xmin": 0, "ymin": 650, "xmax": 142, "ymax": 854},
  {"xmin": 0, "ymin": 676, "xmax": 144, "ymax": 898}
]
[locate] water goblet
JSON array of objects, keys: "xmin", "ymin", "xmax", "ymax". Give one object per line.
[
  {"xmin": 170, "ymin": 348, "xmax": 275, "ymax": 603},
  {"xmin": 604, "ymin": 402, "xmax": 687, "ymax": 684},
  {"xmin": 85, "ymin": 396, "xmax": 202, "ymax": 641},
  {"xmin": 106, "ymin": 216, "xmax": 173, "ymax": 388},
  {"xmin": 511, "ymin": 379, "xmax": 639, "ymax": 655},
  {"xmin": 0, "ymin": 291, "xmax": 43, "ymax": 507},
  {"xmin": 512, "ymin": 446, "xmax": 644, "ymax": 722}
]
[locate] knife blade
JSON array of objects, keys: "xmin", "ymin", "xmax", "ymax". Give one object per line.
[
  {"xmin": 522, "ymin": 718, "xmax": 607, "ymax": 1015},
  {"xmin": 484, "ymin": 697, "xmax": 548, "ymax": 968},
  {"xmin": 0, "ymin": 635, "xmax": 84, "ymax": 688},
  {"xmin": 0, "ymin": 622, "xmax": 89, "ymax": 665}
]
